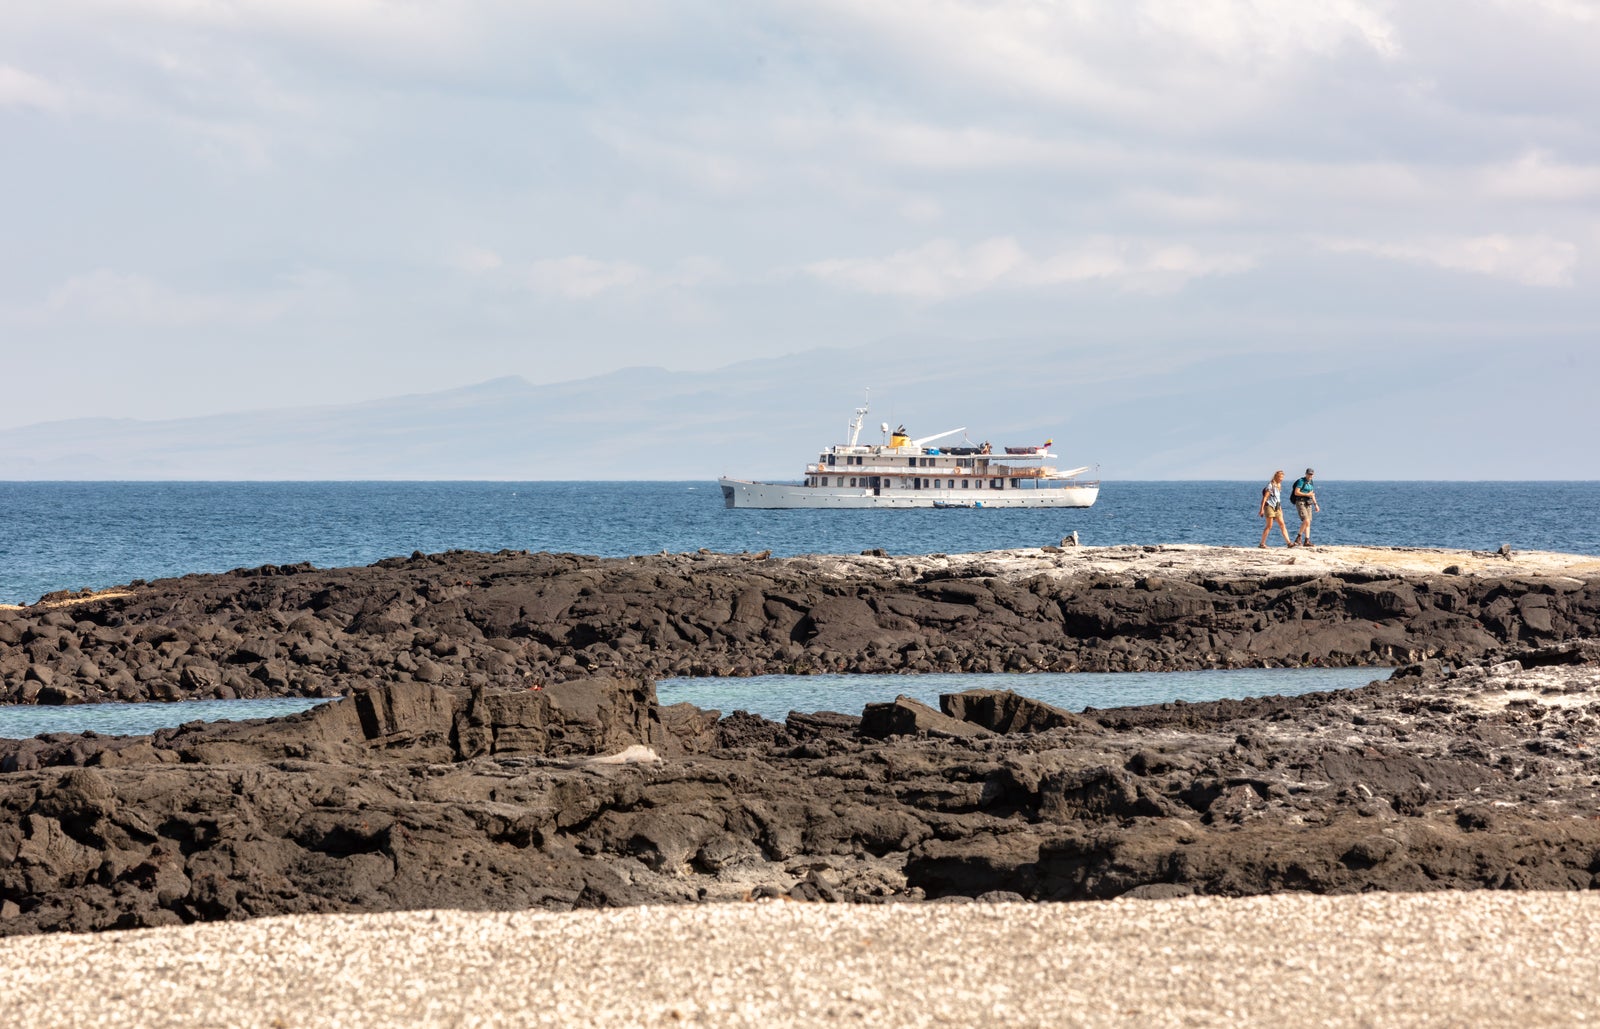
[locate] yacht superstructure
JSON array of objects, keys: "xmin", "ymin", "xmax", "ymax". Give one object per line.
[{"xmin": 719, "ymin": 396, "xmax": 1099, "ymax": 510}]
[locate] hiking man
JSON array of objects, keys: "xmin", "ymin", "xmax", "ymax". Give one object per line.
[{"xmin": 1292, "ymin": 469, "xmax": 1320, "ymax": 547}]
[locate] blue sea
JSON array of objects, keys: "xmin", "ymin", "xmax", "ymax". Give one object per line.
[{"xmin": 2, "ymin": 480, "xmax": 1596, "ymax": 606}]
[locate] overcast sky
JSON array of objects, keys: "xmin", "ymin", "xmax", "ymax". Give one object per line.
[{"xmin": 3, "ymin": 1, "xmax": 1598, "ymax": 457}]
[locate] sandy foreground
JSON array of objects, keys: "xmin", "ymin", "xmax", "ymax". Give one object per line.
[{"xmin": 4, "ymin": 893, "xmax": 1600, "ymax": 1027}]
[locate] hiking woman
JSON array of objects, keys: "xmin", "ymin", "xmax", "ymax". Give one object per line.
[{"xmin": 1258, "ymin": 470, "xmax": 1295, "ymax": 548}]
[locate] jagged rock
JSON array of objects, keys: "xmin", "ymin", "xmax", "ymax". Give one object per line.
[
  {"xmin": 785, "ymin": 710, "xmax": 861, "ymax": 740},
  {"xmin": 940, "ymin": 689, "xmax": 1089, "ymax": 734},
  {"xmin": 656, "ymin": 702, "xmax": 722, "ymax": 755},
  {"xmin": 860, "ymin": 695, "xmax": 992, "ymax": 739},
  {"xmin": 454, "ymin": 677, "xmax": 657, "ymax": 759},
  {"xmin": 37, "ymin": 685, "xmax": 84, "ymax": 706}
]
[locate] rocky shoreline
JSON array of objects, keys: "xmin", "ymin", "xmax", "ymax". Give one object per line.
[
  {"xmin": 3, "ymin": 544, "xmax": 1600, "ymax": 936},
  {"xmin": 4, "ymin": 543, "xmax": 1599, "ymax": 706}
]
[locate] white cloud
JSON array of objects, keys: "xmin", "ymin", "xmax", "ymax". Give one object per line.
[
  {"xmin": 42, "ymin": 270, "xmax": 288, "ymax": 325},
  {"xmin": 527, "ymin": 257, "xmax": 646, "ymax": 299},
  {"xmin": 590, "ymin": 120, "xmax": 758, "ymax": 195},
  {"xmin": 811, "ymin": 116, "xmax": 1116, "ymax": 173},
  {"xmin": 0, "ymin": 64, "xmax": 64, "ymax": 110},
  {"xmin": 1142, "ymin": 0, "xmax": 1401, "ymax": 61},
  {"xmin": 450, "ymin": 247, "xmax": 505, "ymax": 274},
  {"xmin": 1480, "ymin": 150, "xmax": 1600, "ymax": 202},
  {"xmin": 1119, "ymin": 189, "xmax": 1242, "ymax": 224},
  {"xmin": 521, "ymin": 255, "xmax": 729, "ymax": 300},
  {"xmin": 801, "ymin": 0, "xmax": 1401, "ymax": 129},
  {"xmin": 79, "ymin": 0, "xmax": 477, "ymax": 59},
  {"xmin": 1502, "ymin": 0, "xmax": 1600, "ymax": 23},
  {"xmin": 1319, "ymin": 234, "xmax": 1580, "ymax": 287},
  {"xmin": 806, "ymin": 236, "xmax": 1254, "ymax": 298}
]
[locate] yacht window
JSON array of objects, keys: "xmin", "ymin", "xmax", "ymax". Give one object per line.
[
  {"xmin": 961, "ymin": 479, "xmax": 969, "ymax": 489},
  {"xmin": 849, "ymin": 477, "xmax": 857, "ymax": 488}
]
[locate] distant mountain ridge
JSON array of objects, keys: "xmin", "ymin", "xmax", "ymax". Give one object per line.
[{"xmin": 0, "ymin": 338, "xmax": 1593, "ymax": 480}]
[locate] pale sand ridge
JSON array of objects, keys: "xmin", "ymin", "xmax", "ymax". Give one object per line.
[{"xmin": 3, "ymin": 893, "xmax": 1600, "ymax": 1027}]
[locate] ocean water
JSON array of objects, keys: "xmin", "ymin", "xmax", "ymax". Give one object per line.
[{"xmin": 2, "ymin": 480, "xmax": 1595, "ymax": 606}]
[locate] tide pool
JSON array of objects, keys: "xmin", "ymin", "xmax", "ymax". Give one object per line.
[
  {"xmin": 0, "ymin": 667, "xmax": 1387, "ymax": 739},
  {"xmin": 0, "ymin": 697, "xmax": 331, "ymax": 740},
  {"xmin": 659, "ymin": 666, "xmax": 1385, "ymax": 722}
]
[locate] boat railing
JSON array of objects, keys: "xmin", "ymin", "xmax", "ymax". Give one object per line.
[{"xmin": 810, "ymin": 462, "xmax": 1092, "ymax": 480}]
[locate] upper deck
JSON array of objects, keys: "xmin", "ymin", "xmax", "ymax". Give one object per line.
[{"xmin": 817, "ymin": 442, "xmax": 1053, "ymax": 475}]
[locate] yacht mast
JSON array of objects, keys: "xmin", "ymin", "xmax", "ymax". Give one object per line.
[{"xmin": 846, "ymin": 389, "xmax": 870, "ymax": 446}]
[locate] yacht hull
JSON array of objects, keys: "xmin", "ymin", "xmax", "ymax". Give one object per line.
[{"xmin": 718, "ymin": 478, "xmax": 1099, "ymax": 510}]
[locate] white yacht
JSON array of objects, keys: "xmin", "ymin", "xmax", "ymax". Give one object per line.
[{"xmin": 719, "ymin": 397, "xmax": 1099, "ymax": 510}]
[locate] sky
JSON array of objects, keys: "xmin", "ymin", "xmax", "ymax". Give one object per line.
[{"xmin": 2, "ymin": 1, "xmax": 1598, "ymax": 474}]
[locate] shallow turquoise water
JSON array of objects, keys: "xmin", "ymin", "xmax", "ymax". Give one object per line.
[
  {"xmin": 0, "ymin": 668, "xmax": 1385, "ymax": 739},
  {"xmin": 659, "ymin": 666, "xmax": 1384, "ymax": 721},
  {"xmin": 0, "ymin": 697, "xmax": 331, "ymax": 741}
]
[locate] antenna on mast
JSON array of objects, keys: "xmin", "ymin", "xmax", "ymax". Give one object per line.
[{"xmin": 847, "ymin": 388, "xmax": 870, "ymax": 446}]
